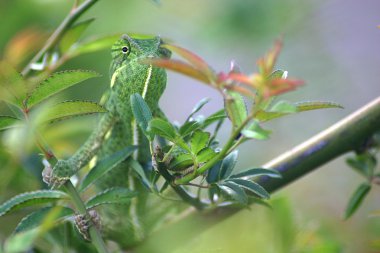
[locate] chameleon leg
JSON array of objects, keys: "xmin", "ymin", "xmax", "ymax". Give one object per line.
[{"xmin": 43, "ymin": 112, "xmax": 117, "ymax": 188}]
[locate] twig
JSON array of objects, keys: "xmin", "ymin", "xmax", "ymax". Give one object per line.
[
  {"xmin": 21, "ymin": 0, "xmax": 99, "ymax": 76},
  {"xmin": 136, "ymin": 96, "xmax": 380, "ymax": 253}
]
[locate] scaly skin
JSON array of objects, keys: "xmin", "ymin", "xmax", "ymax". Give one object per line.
[{"xmin": 42, "ymin": 35, "xmax": 172, "ymax": 247}]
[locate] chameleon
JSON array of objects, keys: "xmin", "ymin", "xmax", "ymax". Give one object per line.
[{"xmin": 42, "ymin": 34, "xmax": 172, "ymax": 247}]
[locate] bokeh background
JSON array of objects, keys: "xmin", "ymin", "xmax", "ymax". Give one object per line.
[{"xmin": 0, "ymin": 0, "xmax": 379, "ymax": 252}]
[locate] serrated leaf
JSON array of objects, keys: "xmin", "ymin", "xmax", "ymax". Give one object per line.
[
  {"xmin": 0, "ymin": 61, "xmax": 25, "ymax": 106},
  {"xmin": 219, "ymin": 150, "xmax": 238, "ymax": 180},
  {"xmin": 70, "ymin": 34, "xmax": 122, "ymax": 57},
  {"xmin": 218, "ymin": 181, "xmax": 247, "ymax": 204},
  {"xmin": 227, "ymin": 178, "xmax": 270, "ymax": 199},
  {"xmin": 60, "ymin": 19, "xmax": 95, "ymax": 53},
  {"xmin": 0, "ymin": 116, "xmax": 21, "ymax": 131},
  {"xmin": 131, "ymin": 93, "xmax": 153, "ymax": 139},
  {"xmin": 224, "ymin": 91, "xmax": 247, "ymax": 128},
  {"xmin": 79, "ymin": 146, "xmax": 137, "ymax": 192},
  {"xmin": 197, "ymin": 147, "xmax": 216, "ymax": 163},
  {"xmin": 344, "ymin": 183, "xmax": 371, "ymax": 219},
  {"xmin": 179, "ymin": 121, "xmax": 201, "ymax": 137},
  {"xmin": 270, "ymin": 100, "xmax": 298, "ymax": 114},
  {"xmin": 86, "ymin": 187, "xmax": 137, "ymax": 209},
  {"xmin": 169, "ymin": 153, "xmax": 193, "ymax": 171},
  {"xmin": 15, "ymin": 206, "xmax": 74, "ymax": 233},
  {"xmin": 295, "ymin": 101, "xmax": 343, "ymax": 111},
  {"xmin": 190, "ymin": 130, "xmax": 210, "ymax": 155},
  {"xmin": 148, "ymin": 118, "xmax": 177, "ymax": 141},
  {"xmin": 27, "ymin": 70, "xmax": 100, "ymax": 108},
  {"xmin": 241, "ymin": 121, "xmax": 271, "ymax": 140},
  {"xmin": 44, "ymin": 100, "xmax": 107, "ymax": 122},
  {"xmin": 186, "ymin": 97, "xmax": 211, "ymax": 121},
  {"xmin": 230, "ymin": 168, "xmax": 281, "ymax": 179},
  {"xmin": 0, "ymin": 190, "xmax": 68, "ymax": 217}
]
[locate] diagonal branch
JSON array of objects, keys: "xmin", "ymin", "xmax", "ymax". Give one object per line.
[{"xmin": 136, "ymin": 96, "xmax": 380, "ymax": 253}]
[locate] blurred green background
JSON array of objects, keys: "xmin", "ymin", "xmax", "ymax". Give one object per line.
[{"xmin": 0, "ymin": 0, "xmax": 379, "ymax": 252}]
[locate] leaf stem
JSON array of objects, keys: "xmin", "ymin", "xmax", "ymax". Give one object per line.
[{"xmin": 22, "ymin": 0, "xmax": 99, "ymax": 76}]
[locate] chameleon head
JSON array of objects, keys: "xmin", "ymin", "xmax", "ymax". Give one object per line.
[{"xmin": 110, "ymin": 34, "xmax": 171, "ymax": 74}]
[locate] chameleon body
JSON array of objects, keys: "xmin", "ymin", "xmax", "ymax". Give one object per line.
[{"xmin": 42, "ymin": 35, "xmax": 171, "ymax": 246}]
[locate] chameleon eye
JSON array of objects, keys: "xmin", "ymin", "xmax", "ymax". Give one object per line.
[{"xmin": 122, "ymin": 46, "xmax": 129, "ymax": 54}]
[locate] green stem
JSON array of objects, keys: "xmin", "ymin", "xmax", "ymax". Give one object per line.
[
  {"xmin": 64, "ymin": 182, "xmax": 109, "ymax": 253},
  {"xmin": 136, "ymin": 96, "xmax": 380, "ymax": 253},
  {"xmin": 21, "ymin": 0, "xmax": 99, "ymax": 76}
]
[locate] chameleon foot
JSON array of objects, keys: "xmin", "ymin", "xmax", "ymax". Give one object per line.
[
  {"xmin": 74, "ymin": 210, "xmax": 101, "ymax": 241},
  {"xmin": 42, "ymin": 159, "xmax": 72, "ymax": 189}
]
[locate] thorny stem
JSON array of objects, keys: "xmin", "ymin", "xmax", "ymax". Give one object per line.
[{"xmin": 21, "ymin": 0, "xmax": 99, "ymax": 76}]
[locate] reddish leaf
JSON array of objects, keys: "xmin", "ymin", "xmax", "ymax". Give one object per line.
[
  {"xmin": 142, "ymin": 58, "xmax": 210, "ymax": 84},
  {"xmin": 257, "ymin": 40, "xmax": 282, "ymax": 76},
  {"xmin": 162, "ymin": 44, "xmax": 214, "ymax": 78},
  {"xmin": 263, "ymin": 78, "xmax": 304, "ymax": 98}
]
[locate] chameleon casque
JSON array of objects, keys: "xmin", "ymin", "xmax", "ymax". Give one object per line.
[{"xmin": 42, "ymin": 34, "xmax": 172, "ymax": 246}]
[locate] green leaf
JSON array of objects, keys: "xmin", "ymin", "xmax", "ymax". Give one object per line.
[
  {"xmin": 148, "ymin": 118, "xmax": 177, "ymax": 142},
  {"xmin": 4, "ymin": 228, "xmax": 38, "ymax": 253},
  {"xmin": 0, "ymin": 190, "xmax": 68, "ymax": 217},
  {"xmin": 190, "ymin": 130, "xmax": 210, "ymax": 155},
  {"xmin": 241, "ymin": 121, "xmax": 271, "ymax": 140},
  {"xmin": 344, "ymin": 183, "xmax": 371, "ymax": 219},
  {"xmin": 218, "ymin": 181, "xmax": 247, "ymax": 204},
  {"xmin": 0, "ymin": 62, "xmax": 25, "ymax": 106},
  {"xmin": 60, "ymin": 18, "xmax": 95, "ymax": 53},
  {"xmin": 224, "ymin": 91, "xmax": 247, "ymax": 128},
  {"xmin": 270, "ymin": 100, "xmax": 298, "ymax": 114},
  {"xmin": 15, "ymin": 206, "xmax": 74, "ymax": 233},
  {"xmin": 128, "ymin": 158, "xmax": 151, "ymax": 189},
  {"xmin": 230, "ymin": 168, "xmax": 282, "ymax": 179},
  {"xmin": 169, "ymin": 153, "xmax": 193, "ymax": 171},
  {"xmin": 268, "ymin": 69, "xmax": 286, "ymax": 80},
  {"xmin": 295, "ymin": 101, "xmax": 343, "ymax": 111},
  {"xmin": 206, "ymin": 161, "xmax": 223, "ymax": 183},
  {"xmin": 44, "ymin": 100, "xmax": 107, "ymax": 122},
  {"xmin": 70, "ymin": 34, "xmax": 122, "ymax": 57},
  {"xmin": 131, "ymin": 93, "xmax": 153, "ymax": 139},
  {"xmin": 86, "ymin": 187, "xmax": 137, "ymax": 209},
  {"xmin": 179, "ymin": 121, "xmax": 201, "ymax": 137},
  {"xmin": 186, "ymin": 97, "xmax": 211, "ymax": 121},
  {"xmin": 202, "ymin": 109, "xmax": 226, "ymax": 128},
  {"xmin": 227, "ymin": 178, "xmax": 270, "ymax": 199},
  {"xmin": 197, "ymin": 147, "xmax": 216, "ymax": 163},
  {"xmin": 219, "ymin": 150, "xmax": 238, "ymax": 180},
  {"xmin": 27, "ymin": 70, "xmax": 100, "ymax": 108},
  {"xmin": 346, "ymin": 153, "xmax": 376, "ymax": 179},
  {"xmin": 79, "ymin": 146, "xmax": 137, "ymax": 192},
  {"xmin": 0, "ymin": 116, "xmax": 20, "ymax": 131}
]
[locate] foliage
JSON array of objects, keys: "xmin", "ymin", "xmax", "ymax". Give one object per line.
[{"xmin": 0, "ymin": 0, "xmax": 367, "ymax": 252}]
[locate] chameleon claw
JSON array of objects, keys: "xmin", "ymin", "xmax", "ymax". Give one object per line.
[
  {"xmin": 42, "ymin": 159, "xmax": 71, "ymax": 189},
  {"xmin": 74, "ymin": 210, "xmax": 101, "ymax": 241}
]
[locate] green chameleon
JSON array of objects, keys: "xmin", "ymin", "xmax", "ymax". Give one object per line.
[{"xmin": 42, "ymin": 34, "xmax": 172, "ymax": 246}]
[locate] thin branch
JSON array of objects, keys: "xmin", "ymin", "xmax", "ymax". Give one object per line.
[
  {"xmin": 21, "ymin": 0, "xmax": 99, "ymax": 76},
  {"xmin": 136, "ymin": 96, "xmax": 380, "ymax": 253}
]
